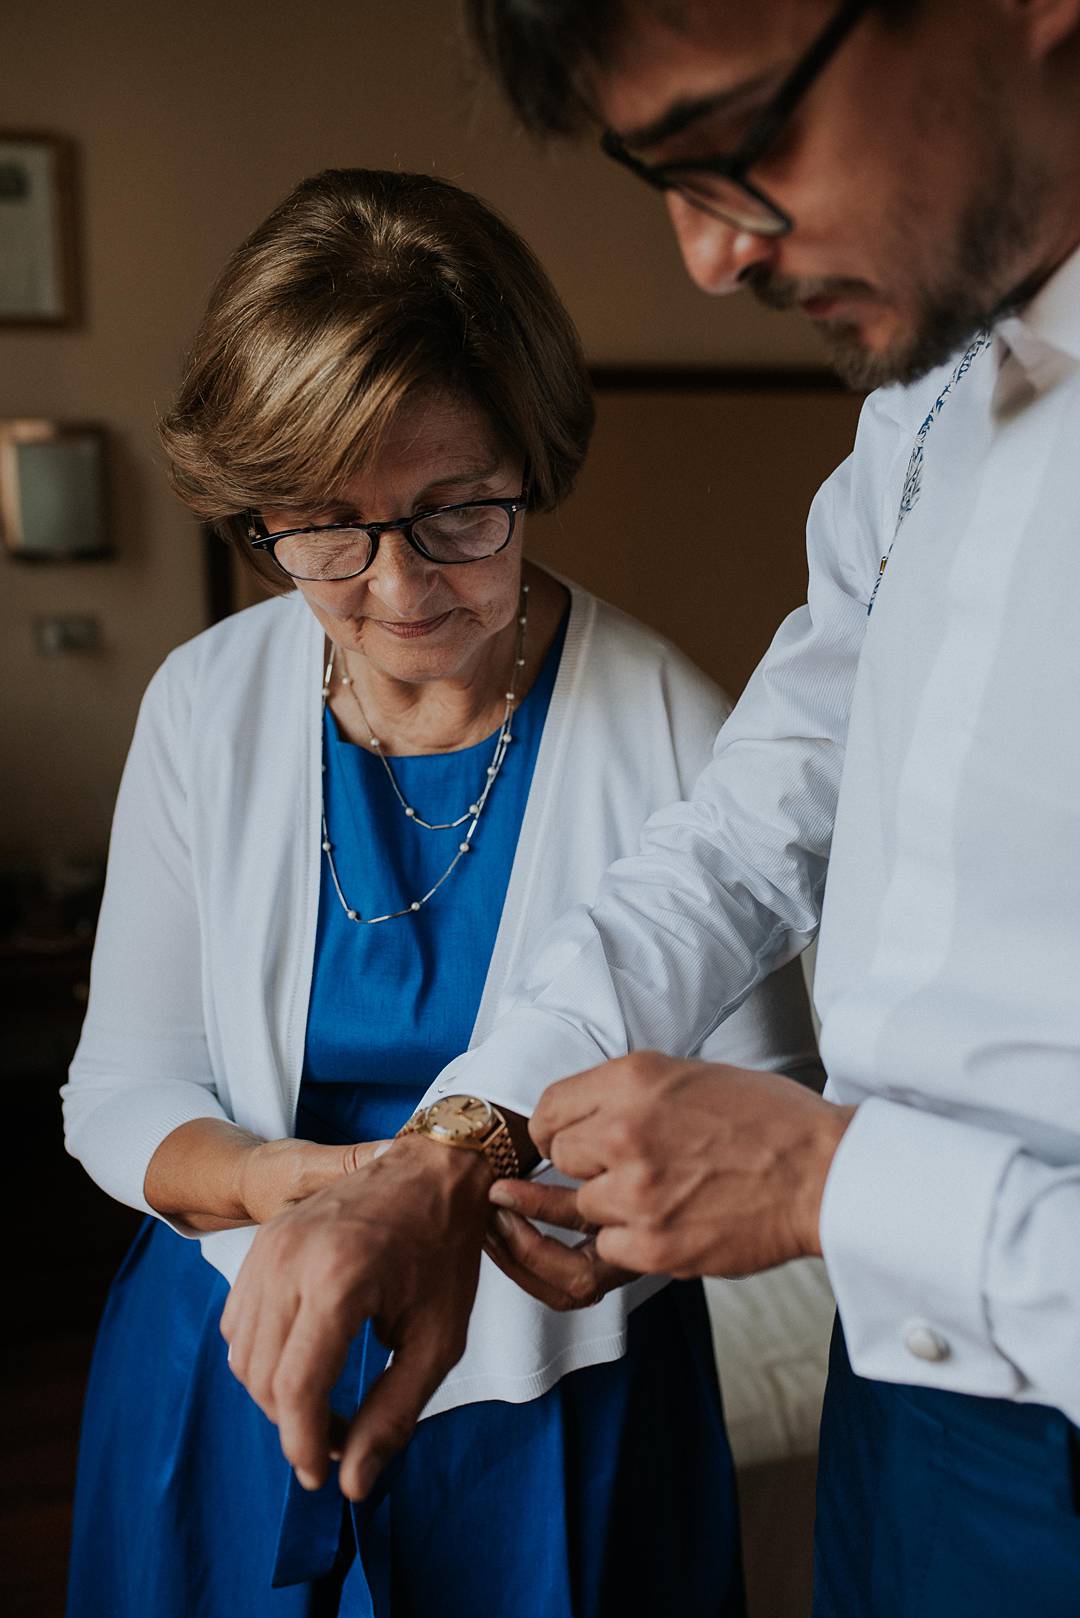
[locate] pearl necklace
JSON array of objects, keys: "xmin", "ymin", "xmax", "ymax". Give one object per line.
[{"xmin": 319, "ymin": 584, "xmax": 529, "ymax": 925}]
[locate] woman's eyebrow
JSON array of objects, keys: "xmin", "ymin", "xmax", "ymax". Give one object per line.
[
  {"xmin": 616, "ymin": 69, "xmax": 780, "ymax": 153},
  {"xmin": 412, "ymin": 459, "xmax": 505, "ymax": 502},
  {"xmin": 297, "ymin": 460, "xmax": 508, "ymax": 524}
]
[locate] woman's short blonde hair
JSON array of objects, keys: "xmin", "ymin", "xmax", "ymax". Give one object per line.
[{"xmin": 160, "ymin": 168, "xmax": 594, "ymax": 590}]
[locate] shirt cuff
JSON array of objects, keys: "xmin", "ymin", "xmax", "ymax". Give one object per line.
[
  {"xmin": 820, "ymin": 1096, "xmax": 1024, "ymax": 1395},
  {"xmin": 421, "ymin": 1009, "xmax": 606, "ymax": 1122}
]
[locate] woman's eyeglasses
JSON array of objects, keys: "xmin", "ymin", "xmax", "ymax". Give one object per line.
[{"xmin": 247, "ymin": 490, "xmax": 529, "ymax": 582}]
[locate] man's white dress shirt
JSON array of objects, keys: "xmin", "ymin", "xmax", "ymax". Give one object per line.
[{"xmin": 432, "ymin": 245, "xmax": 1080, "ymax": 1422}]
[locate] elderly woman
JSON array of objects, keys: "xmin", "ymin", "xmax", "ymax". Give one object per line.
[{"xmin": 63, "ymin": 169, "xmax": 818, "ymax": 1618}]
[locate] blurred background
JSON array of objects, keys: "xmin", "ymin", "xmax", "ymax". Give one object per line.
[{"xmin": 1, "ymin": 2, "xmax": 862, "ymax": 1612}]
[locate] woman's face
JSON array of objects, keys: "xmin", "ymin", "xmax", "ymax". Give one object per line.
[{"xmin": 259, "ymin": 392, "xmax": 527, "ymax": 687}]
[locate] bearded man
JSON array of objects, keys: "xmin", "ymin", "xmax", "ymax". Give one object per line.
[
  {"xmin": 222, "ymin": 6, "xmax": 1080, "ymax": 1611},
  {"xmin": 452, "ymin": 3, "xmax": 1080, "ymax": 1613}
]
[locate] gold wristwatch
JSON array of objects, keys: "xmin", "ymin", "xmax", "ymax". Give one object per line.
[{"xmin": 396, "ymin": 1094, "xmax": 521, "ymax": 1179}]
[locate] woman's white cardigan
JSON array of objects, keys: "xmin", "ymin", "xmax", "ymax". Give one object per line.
[{"xmin": 63, "ymin": 581, "xmax": 817, "ymax": 1419}]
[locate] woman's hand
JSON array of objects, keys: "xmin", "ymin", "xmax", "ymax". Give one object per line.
[
  {"xmin": 483, "ymin": 1181, "xmax": 637, "ymax": 1310},
  {"xmin": 144, "ymin": 1117, "xmax": 387, "ymax": 1232},
  {"xmin": 239, "ymin": 1136, "xmax": 388, "ymax": 1224}
]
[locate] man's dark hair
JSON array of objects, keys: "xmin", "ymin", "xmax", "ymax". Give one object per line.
[
  {"xmin": 467, "ymin": 0, "xmax": 626, "ymax": 134},
  {"xmin": 467, "ymin": 1, "xmax": 918, "ymax": 136}
]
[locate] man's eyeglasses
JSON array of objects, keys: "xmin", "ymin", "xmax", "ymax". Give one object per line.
[
  {"xmin": 600, "ymin": 0, "xmax": 871, "ymax": 238},
  {"xmin": 247, "ymin": 489, "xmax": 529, "ymax": 583}
]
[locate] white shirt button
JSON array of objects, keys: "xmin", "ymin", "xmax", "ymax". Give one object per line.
[{"xmin": 904, "ymin": 1322, "xmax": 951, "ymax": 1363}]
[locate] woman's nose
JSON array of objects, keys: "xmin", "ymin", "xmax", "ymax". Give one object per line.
[
  {"xmin": 362, "ymin": 532, "xmax": 441, "ymax": 613},
  {"xmin": 665, "ymin": 192, "xmax": 779, "ymax": 295}
]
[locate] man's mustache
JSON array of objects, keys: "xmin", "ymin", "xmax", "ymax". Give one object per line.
[{"xmin": 743, "ymin": 265, "xmax": 874, "ymax": 311}]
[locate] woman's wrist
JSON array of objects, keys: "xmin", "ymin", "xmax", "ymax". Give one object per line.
[
  {"xmin": 238, "ymin": 1137, "xmax": 335, "ymax": 1223},
  {"xmin": 145, "ymin": 1120, "xmax": 382, "ymax": 1230},
  {"xmin": 145, "ymin": 1118, "xmax": 267, "ymax": 1230}
]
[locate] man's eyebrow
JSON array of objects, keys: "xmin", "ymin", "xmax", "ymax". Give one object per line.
[{"xmin": 613, "ymin": 70, "xmax": 780, "ymax": 152}]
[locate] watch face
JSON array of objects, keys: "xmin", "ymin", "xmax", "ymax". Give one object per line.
[{"xmin": 425, "ymin": 1094, "xmax": 495, "ymax": 1143}]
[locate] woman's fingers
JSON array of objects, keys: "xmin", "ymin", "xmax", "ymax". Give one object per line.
[{"xmin": 341, "ymin": 1139, "xmax": 389, "ymax": 1173}]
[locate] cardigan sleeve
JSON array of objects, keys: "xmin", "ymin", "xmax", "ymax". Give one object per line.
[
  {"xmin": 61, "ymin": 652, "xmax": 232, "ymax": 1226},
  {"xmin": 430, "ymin": 386, "xmax": 905, "ymax": 1118}
]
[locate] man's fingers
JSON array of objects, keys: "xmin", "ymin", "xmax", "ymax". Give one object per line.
[
  {"xmin": 541, "ymin": 1118, "xmax": 612, "ymax": 1181},
  {"xmin": 486, "ymin": 1209, "xmax": 628, "ymax": 1309},
  {"xmin": 338, "ymin": 1335, "xmax": 447, "ymax": 1501},
  {"xmin": 483, "ymin": 1229, "xmax": 594, "ymax": 1310},
  {"xmin": 529, "ymin": 1068, "xmax": 607, "ymax": 1158},
  {"xmin": 492, "ymin": 1206, "xmax": 594, "ymax": 1284},
  {"xmin": 219, "ymin": 1274, "xmax": 243, "ymax": 1343},
  {"xmin": 575, "ymin": 1167, "xmax": 639, "ymax": 1230},
  {"xmin": 272, "ymin": 1305, "xmax": 352, "ymax": 1491},
  {"xmin": 239, "ymin": 1284, "xmax": 301, "ymax": 1424},
  {"xmin": 488, "ymin": 1179, "xmax": 594, "ymax": 1233},
  {"xmin": 594, "ymin": 1221, "xmax": 673, "ymax": 1275}
]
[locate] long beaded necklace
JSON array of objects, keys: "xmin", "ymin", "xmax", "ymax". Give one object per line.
[{"xmin": 319, "ymin": 582, "xmax": 529, "ymax": 925}]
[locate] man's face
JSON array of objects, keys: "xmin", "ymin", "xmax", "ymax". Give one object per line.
[{"xmin": 592, "ymin": 0, "xmax": 1060, "ymax": 388}]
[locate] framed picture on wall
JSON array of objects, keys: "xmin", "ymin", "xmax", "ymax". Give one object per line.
[
  {"xmin": 0, "ymin": 133, "xmax": 78, "ymax": 327},
  {"xmin": 0, "ymin": 419, "xmax": 111, "ymax": 560}
]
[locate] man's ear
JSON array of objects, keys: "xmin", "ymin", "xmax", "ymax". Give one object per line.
[{"xmin": 1002, "ymin": 0, "xmax": 1080, "ymax": 60}]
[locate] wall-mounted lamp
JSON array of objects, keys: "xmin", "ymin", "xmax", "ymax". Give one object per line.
[{"xmin": 0, "ymin": 418, "xmax": 110, "ymax": 561}]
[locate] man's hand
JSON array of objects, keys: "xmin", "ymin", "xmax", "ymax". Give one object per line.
[
  {"xmin": 527, "ymin": 1053, "xmax": 854, "ymax": 1278},
  {"xmin": 220, "ymin": 1133, "xmax": 491, "ymax": 1500},
  {"xmin": 483, "ymin": 1181, "xmax": 637, "ymax": 1310}
]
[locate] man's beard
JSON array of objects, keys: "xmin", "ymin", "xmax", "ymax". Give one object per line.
[{"xmin": 745, "ymin": 142, "xmax": 1047, "ymax": 391}]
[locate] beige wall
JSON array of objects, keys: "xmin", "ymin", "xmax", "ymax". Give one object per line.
[
  {"xmin": 1, "ymin": 0, "xmax": 838, "ymax": 862},
  {"xmin": 528, "ymin": 384, "xmax": 862, "ymax": 700}
]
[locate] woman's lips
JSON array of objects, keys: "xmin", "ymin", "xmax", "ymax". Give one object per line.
[{"xmin": 370, "ymin": 610, "xmax": 452, "ymax": 639}]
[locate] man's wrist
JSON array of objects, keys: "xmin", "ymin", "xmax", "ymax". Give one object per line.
[
  {"xmin": 501, "ymin": 1109, "xmax": 541, "ymax": 1176},
  {"xmin": 397, "ymin": 1096, "xmax": 540, "ymax": 1180},
  {"xmin": 800, "ymin": 1101, "xmax": 857, "ymax": 1257},
  {"xmin": 390, "ymin": 1127, "xmax": 498, "ymax": 1189}
]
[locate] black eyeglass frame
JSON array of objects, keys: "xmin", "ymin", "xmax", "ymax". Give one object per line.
[
  {"xmin": 600, "ymin": 0, "xmax": 872, "ymax": 239},
  {"xmin": 246, "ymin": 488, "xmax": 531, "ymax": 582}
]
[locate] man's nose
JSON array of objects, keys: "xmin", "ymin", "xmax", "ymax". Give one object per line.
[{"xmin": 666, "ymin": 193, "xmax": 779, "ymax": 295}]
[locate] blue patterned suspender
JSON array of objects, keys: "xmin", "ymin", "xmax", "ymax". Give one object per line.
[{"xmin": 866, "ymin": 329, "xmax": 994, "ymax": 616}]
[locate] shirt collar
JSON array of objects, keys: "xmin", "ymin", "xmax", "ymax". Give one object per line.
[{"xmin": 996, "ymin": 236, "xmax": 1080, "ymax": 385}]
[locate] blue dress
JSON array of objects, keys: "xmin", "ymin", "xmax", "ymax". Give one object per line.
[{"xmin": 67, "ymin": 617, "xmax": 744, "ymax": 1618}]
